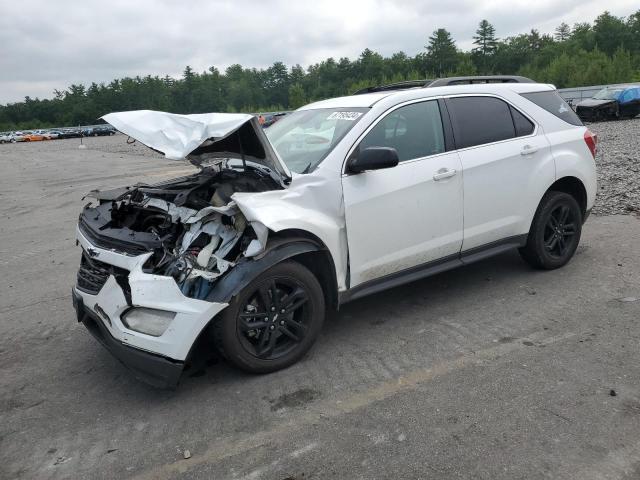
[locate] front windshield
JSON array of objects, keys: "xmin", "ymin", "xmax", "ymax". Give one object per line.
[
  {"xmin": 265, "ymin": 108, "xmax": 368, "ymax": 173},
  {"xmin": 593, "ymin": 88, "xmax": 624, "ymax": 100}
]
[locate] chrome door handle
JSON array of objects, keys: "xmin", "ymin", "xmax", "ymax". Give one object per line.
[
  {"xmin": 433, "ymin": 168, "xmax": 457, "ymax": 181},
  {"xmin": 521, "ymin": 144, "xmax": 539, "ymax": 155}
]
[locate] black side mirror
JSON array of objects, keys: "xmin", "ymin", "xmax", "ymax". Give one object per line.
[{"xmin": 347, "ymin": 146, "xmax": 399, "ymax": 174}]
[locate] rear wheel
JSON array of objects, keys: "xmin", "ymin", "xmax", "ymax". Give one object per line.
[
  {"xmin": 213, "ymin": 261, "xmax": 325, "ymax": 373},
  {"xmin": 519, "ymin": 191, "xmax": 582, "ymax": 270}
]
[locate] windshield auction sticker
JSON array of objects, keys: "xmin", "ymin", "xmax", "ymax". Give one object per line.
[{"xmin": 327, "ymin": 111, "xmax": 363, "ymax": 121}]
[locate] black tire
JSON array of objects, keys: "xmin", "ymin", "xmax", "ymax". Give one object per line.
[
  {"xmin": 519, "ymin": 191, "xmax": 583, "ymax": 270},
  {"xmin": 212, "ymin": 261, "xmax": 325, "ymax": 373}
]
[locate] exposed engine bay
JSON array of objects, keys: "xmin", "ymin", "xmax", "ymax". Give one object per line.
[{"xmin": 79, "ymin": 163, "xmax": 281, "ymax": 300}]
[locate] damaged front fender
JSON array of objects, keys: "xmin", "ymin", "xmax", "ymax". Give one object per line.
[{"xmin": 204, "ymin": 239, "xmax": 325, "ymax": 304}]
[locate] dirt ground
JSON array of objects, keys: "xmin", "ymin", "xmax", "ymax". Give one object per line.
[{"xmin": 1, "ymin": 131, "xmax": 639, "ymax": 480}]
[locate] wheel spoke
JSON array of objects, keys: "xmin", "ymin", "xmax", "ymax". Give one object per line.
[
  {"xmin": 279, "ymin": 325, "xmax": 301, "ymax": 342},
  {"xmin": 258, "ymin": 330, "xmax": 279, "ymax": 357},
  {"xmin": 282, "ymin": 287, "xmax": 308, "ymax": 313},
  {"xmin": 239, "ymin": 311, "xmax": 267, "ymax": 320},
  {"xmin": 558, "ymin": 235, "xmax": 566, "ymax": 252},
  {"xmin": 269, "ymin": 281, "xmax": 281, "ymax": 310},
  {"xmin": 558, "ymin": 205, "xmax": 570, "ymax": 224},
  {"xmin": 563, "ymin": 223, "xmax": 577, "ymax": 235},
  {"xmin": 256, "ymin": 326, "xmax": 271, "ymax": 352},
  {"xmin": 239, "ymin": 318, "xmax": 270, "ymax": 332},
  {"xmin": 545, "ymin": 236, "xmax": 558, "ymax": 251},
  {"xmin": 547, "ymin": 215, "xmax": 559, "ymax": 229},
  {"xmin": 286, "ymin": 318, "xmax": 308, "ymax": 333},
  {"xmin": 258, "ymin": 286, "xmax": 273, "ymax": 312}
]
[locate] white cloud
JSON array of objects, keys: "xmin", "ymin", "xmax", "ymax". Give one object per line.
[{"xmin": 0, "ymin": 0, "xmax": 637, "ymax": 103}]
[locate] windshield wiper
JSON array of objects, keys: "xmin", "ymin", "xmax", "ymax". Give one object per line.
[{"xmin": 300, "ymin": 162, "xmax": 313, "ymax": 174}]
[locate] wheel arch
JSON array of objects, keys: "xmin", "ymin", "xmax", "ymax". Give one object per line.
[
  {"xmin": 546, "ymin": 176, "xmax": 588, "ymax": 218},
  {"xmin": 205, "ymin": 229, "xmax": 340, "ymax": 311},
  {"xmin": 273, "ymin": 229, "xmax": 340, "ymax": 311}
]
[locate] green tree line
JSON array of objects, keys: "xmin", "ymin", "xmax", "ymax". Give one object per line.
[{"xmin": 1, "ymin": 10, "xmax": 639, "ymax": 130}]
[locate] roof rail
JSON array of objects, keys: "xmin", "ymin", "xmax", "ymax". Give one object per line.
[
  {"xmin": 426, "ymin": 75, "xmax": 535, "ymax": 87},
  {"xmin": 353, "ymin": 75, "xmax": 536, "ymax": 95},
  {"xmin": 353, "ymin": 79, "xmax": 433, "ymax": 95}
]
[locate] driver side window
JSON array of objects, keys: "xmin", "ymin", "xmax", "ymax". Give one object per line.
[{"xmin": 359, "ymin": 100, "xmax": 445, "ymax": 162}]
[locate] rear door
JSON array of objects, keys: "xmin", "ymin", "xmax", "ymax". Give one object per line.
[
  {"xmin": 342, "ymin": 99, "xmax": 463, "ymax": 287},
  {"xmin": 445, "ymin": 95, "xmax": 556, "ymax": 251}
]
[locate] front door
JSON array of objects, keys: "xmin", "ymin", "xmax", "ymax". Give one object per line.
[{"xmin": 342, "ymin": 100, "xmax": 464, "ymax": 288}]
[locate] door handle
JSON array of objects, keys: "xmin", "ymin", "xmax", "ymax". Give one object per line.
[
  {"xmin": 433, "ymin": 168, "xmax": 457, "ymax": 181},
  {"xmin": 520, "ymin": 144, "xmax": 539, "ymax": 155}
]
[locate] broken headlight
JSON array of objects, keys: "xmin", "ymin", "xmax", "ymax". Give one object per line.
[{"xmin": 121, "ymin": 308, "xmax": 176, "ymax": 337}]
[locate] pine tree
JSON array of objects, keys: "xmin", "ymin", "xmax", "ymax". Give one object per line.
[
  {"xmin": 472, "ymin": 20, "xmax": 498, "ymax": 74},
  {"xmin": 555, "ymin": 22, "xmax": 571, "ymax": 41},
  {"xmin": 425, "ymin": 29, "xmax": 458, "ymax": 76},
  {"xmin": 288, "ymin": 83, "xmax": 306, "ymax": 109}
]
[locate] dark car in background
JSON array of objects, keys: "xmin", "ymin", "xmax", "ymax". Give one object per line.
[
  {"xmin": 64, "ymin": 128, "xmax": 84, "ymax": 138},
  {"xmin": 576, "ymin": 85, "xmax": 640, "ymax": 121},
  {"xmin": 263, "ymin": 112, "xmax": 288, "ymax": 128},
  {"xmin": 83, "ymin": 125, "xmax": 116, "ymax": 136}
]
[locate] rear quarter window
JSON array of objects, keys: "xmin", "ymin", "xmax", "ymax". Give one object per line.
[{"xmin": 521, "ymin": 91, "xmax": 583, "ymax": 126}]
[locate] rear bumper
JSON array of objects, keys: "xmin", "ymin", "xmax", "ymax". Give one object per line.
[{"xmin": 73, "ymin": 289, "xmax": 184, "ymax": 389}]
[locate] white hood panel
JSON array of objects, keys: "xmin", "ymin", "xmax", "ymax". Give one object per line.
[{"xmin": 102, "ymin": 110, "xmax": 291, "ymax": 180}]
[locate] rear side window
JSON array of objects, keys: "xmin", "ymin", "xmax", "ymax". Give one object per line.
[
  {"xmin": 521, "ymin": 91, "xmax": 583, "ymax": 126},
  {"xmin": 447, "ymin": 96, "xmax": 516, "ymax": 149},
  {"xmin": 358, "ymin": 100, "xmax": 445, "ymax": 162},
  {"xmin": 510, "ymin": 106, "xmax": 535, "ymax": 136}
]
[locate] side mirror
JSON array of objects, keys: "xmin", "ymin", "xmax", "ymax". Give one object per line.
[{"xmin": 347, "ymin": 146, "xmax": 399, "ymax": 174}]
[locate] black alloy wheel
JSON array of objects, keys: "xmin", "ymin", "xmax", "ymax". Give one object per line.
[
  {"xmin": 238, "ymin": 278, "xmax": 311, "ymax": 360},
  {"xmin": 213, "ymin": 261, "xmax": 325, "ymax": 373},
  {"xmin": 519, "ymin": 191, "xmax": 583, "ymax": 270},
  {"xmin": 543, "ymin": 203, "xmax": 578, "ymax": 259}
]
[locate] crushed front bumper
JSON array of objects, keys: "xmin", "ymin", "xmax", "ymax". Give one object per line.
[
  {"xmin": 73, "ymin": 225, "xmax": 229, "ymax": 388},
  {"xmin": 73, "ymin": 289, "xmax": 183, "ymax": 388}
]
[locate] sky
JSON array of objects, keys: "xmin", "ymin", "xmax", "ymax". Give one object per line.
[{"xmin": 0, "ymin": 0, "xmax": 637, "ymax": 104}]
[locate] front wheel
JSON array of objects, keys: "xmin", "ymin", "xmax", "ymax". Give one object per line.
[
  {"xmin": 212, "ymin": 261, "xmax": 325, "ymax": 373},
  {"xmin": 519, "ymin": 191, "xmax": 583, "ymax": 270}
]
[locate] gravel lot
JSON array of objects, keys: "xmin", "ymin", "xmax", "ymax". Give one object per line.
[
  {"xmin": 1, "ymin": 122, "xmax": 639, "ymax": 480},
  {"xmin": 589, "ymin": 117, "xmax": 640, "ymax": 215}
]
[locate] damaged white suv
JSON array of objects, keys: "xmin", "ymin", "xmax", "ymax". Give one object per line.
[{"xmin": 72, "ymin": 76, "xmax": 597, "ymax": 388}]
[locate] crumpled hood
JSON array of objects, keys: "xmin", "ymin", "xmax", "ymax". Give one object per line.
[
  {"xmin": 576, "ymin": 98, "xmax": 615, "ymax": 109},
  {"xmin": 102, "ymin": 110, "xmax": 291, "ymax": 182}
]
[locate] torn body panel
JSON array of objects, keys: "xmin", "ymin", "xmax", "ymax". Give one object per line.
[
  {"xmin": 232, "ymin": 171, "xmax": 348, "ymax": 291},
  {"xmin": 79, "ymin": 165, "xmax": 281, "ymax": 301},
  {"xmin": 102, "ymin": 110, "xmax": 291, "ymax": 182},
  {"xmin": 74, "ymin": 227, "xmax": 228, "ymax": 362}
]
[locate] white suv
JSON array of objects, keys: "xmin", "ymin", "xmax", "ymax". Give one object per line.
[{"xmin": 72, "ymin": 76, "xmax": 597, "ymax": 387}]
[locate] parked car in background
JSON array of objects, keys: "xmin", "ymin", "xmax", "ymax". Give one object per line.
[
  {"xmin": 72, "ymin": 76, "xmax": 597, "ymax": 387},
  {"xmin": 35, "ymin": 130, "xmax": 58, "ymax": 140},
  {"xmin": 94, "ymin": 125, "xmax": 116, "ymax": 136},
  {"xmin": 0, "ymin": 133, "xmax": 11, "ymax": 143},
  {"xmin": 262, "ymin": 112, "xmax": 288, "ymax": 128},
  {"xmin": 576, "ymin": 84, "xmax": 640, "ymax": 121},
  {"xmin": 22, "ymin": 131, "xmax": 46, "ymax": 141},
  {"xmin": 9, "ymin": 132, "xmax": 25, "ymax": 142},
  {"xmin": 62, "ymin": 128, "xmax": 83, "ymax": 138}
]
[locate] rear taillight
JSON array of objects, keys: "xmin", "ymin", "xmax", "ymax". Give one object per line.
[{"xmin": 584, "ymin": 129, "xmax": 597, "ymax": 159}]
